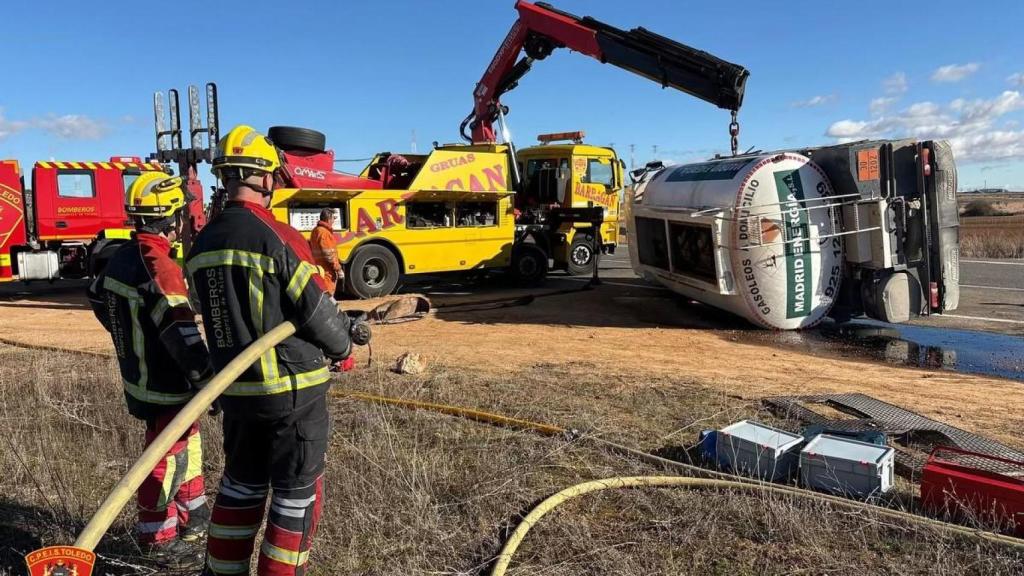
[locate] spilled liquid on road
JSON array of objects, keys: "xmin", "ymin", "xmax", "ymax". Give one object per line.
[{"xmin": 831, "ymin": 321, "xmax": 1024, "ymax": 382}]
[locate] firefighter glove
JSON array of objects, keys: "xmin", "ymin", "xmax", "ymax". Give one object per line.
[{"xmin": 347, "ymin": 310, "xmax": 372, "ymax": 347}]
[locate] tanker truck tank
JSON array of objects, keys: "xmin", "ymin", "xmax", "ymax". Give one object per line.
[
  {"xmin": 628, "ymin": 139, "xmax": 962, "ymax": 330},
  {"xmin": 628, "ymin": 153, "xmax": 843, "ymax": 329}
]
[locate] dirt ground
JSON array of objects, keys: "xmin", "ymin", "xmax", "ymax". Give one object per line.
[
  {"xmin": 2, "ymin": 280, "xmax": 1024, "ymax": 575},
  {"xmin": 1, "ymin": 280, "xmax": 1022, "ymax": 450},
  {"xmin": 3, "ymin": 345, "xmax": 1022, "ymax": 576}
]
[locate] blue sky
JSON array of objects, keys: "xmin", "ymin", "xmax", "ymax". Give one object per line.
[{"xmin": 1, "ymin": 0, "xmax": 1022, "ymax": 190}]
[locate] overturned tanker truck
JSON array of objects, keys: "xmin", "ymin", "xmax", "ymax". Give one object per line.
[{"xmin": 628, "ymin": 142, "xmax": 960, "ymax": 330}]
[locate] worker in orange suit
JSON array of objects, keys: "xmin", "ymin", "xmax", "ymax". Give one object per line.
[{"xmin": 309, "ymin": 208, "xmax": 342, "ymax": 296}]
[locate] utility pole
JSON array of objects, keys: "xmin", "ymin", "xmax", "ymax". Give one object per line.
[
  {"xmin": 411, "ymin": 129, "xmax": 417, "ymax": 153},
  {"xmin": 652, "ymin": 144, "xmax": 658, "ymax": 160},
  {"xmin": 629, "ymin": 144, "xmax": 635, "ymax": 170}
]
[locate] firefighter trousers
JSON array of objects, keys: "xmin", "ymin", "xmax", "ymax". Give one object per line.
[
  {"xmin": 204, "ymin": 395, "xmax": 329, "ymax": 576},
  {"xmin": 138, "ymin": 409, "xmax": 208, "ymax": 544}
]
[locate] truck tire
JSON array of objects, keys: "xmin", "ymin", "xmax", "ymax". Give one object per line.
[
  {"xmin": 511, "ymin": 244, "xmax": 548, "ymax": 285},
  {"xmin": 268, "ymin": 126, "xmax": 326, "ymax": 152},
  {"xmin": 566, "ymin": 234, "xmax": 595, "ymax": 276},
  {"xmin": 345, "ymin": 244, "xmax": 400, "ymax": 299}
]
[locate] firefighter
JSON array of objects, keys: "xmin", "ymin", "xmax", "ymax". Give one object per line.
[
  {"xmin": 87, "ymin": 172, "xmax": 214, "ymax": 568},
  {"xmin": 188, "ymin": 125, "xmax": 356, "ymax": 576},
  {"xmin": 309, "ymin": 208, "xmax": 342, "ymax": 296}
]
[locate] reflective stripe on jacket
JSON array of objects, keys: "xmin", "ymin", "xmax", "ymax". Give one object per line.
[
  {"xmin": 87, "ymin": 233, "xmax": 213, "ymax": 420},
  {"xmin": 186, "ymin": 201, "xmax": 351, "ymax": 417}
]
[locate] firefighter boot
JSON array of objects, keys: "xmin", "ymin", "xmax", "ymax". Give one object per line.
[
  {"xmin": 143, "ymin": 538, "xmax": 205, "ymax": 569},
  {"xmin": 180, "ymin": 502, "xmax": 212, "ymax": 542}
]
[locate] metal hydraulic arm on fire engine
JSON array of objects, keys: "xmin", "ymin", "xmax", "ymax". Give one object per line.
[
  {"xmin": 462, "ymin": 1, "xmax": 750, "ymax": 146},
  {"xmin": 152, "ymin": 83, "xmax": 220, "ymax": 254}
]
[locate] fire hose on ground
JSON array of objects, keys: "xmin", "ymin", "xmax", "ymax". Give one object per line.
[
  {"xmin": 59, "ymin": 322, "xmax": 1024, "ymax": 564},
  {"xmin": 328, "ymin": 391, "xmax": 1024, "ymax": 576},
  {"xmin": 73, "ymin": 322, "xmax": 300, "ymax": 551}
]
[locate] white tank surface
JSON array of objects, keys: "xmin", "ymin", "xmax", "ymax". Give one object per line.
[{"xmin": 629, "ymin": 153, "xmax": 844, "ymax": 330}]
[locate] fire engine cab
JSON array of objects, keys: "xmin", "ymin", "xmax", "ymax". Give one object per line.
[{"xmin": 0, "ymin": 157, "xmax": 165, "ymax": 282}]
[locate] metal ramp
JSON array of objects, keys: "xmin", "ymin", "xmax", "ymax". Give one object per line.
[{"xmin": 763, "ymin": 393, "xmax": 1024, "ymax": 476}]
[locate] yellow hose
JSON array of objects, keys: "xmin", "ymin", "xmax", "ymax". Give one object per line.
[
  {"xmin": 334, "ymin": 390, "xmax": 566, "ymax": 436},
  {"xmin": 489, "ymin": 475, "xmax": 1024, "ymax": 576},
  {"xmin": 14, "ymin": 328, "xmax": 1019, "ymax": 556},
  {"xmin": 73, "ymin": 321, "xmax": 298, "ymax": 551},
  {"xmin": 329, "ymin": 389, "xmax": 1024, "ymax": 562}
]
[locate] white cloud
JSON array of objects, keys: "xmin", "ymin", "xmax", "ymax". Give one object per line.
[
  {"xmin": 1008, "ymin": 73, "xmax": 1024, "ymax": 87},
  {"xmin": 870, "ymin": 97, "xmax": 898, "ymax": 116},
  {"xmin": 952, "ymin": 91, "xmax": 1024, "ymax": 121},
  {"xmin": 34, "ymin": 114, "xmax": 109, "ymax": 140},
  {"xmin": 882, "ymin": 72, "xmax": 908, "ymax": 95},
  {"xmin": 931, "ymin": 62, "xmax": 981, "ymax": 83},
  {"xmin": 825, "ymin": 90, "xmax": 1024, "ymax": 162},
  {"xmin": 906, "ymin": 101, "xmax": 941, "ymax": 117},
  {"xmin": 0, "ymin": 108, "xmax": 28, "ymax": 140},
  {"xmin": 791, "ymin": 94, "xmax": 837, "ymax": 108},
  {"xmin": 825, "ymin": 120, "xmax": 872, "ymax": 139}
]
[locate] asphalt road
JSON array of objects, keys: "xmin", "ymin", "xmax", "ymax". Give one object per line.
[
  {"xmin": 2, "ymin": 250, "xmax": 1019, "ymax": 334},
  {"xmin": 530, "ymin": 250, "xmax": 1024, "ymax": 334},
  {"xmin": 918, "ymin": 259, "xmax": 1024, "ymax": 333}
]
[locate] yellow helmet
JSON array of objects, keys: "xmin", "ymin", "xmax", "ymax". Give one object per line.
[
  {"xmin": 126, "ymin": 172, "xmax": 189, "ymax": 219},
  {"xmin": 211, "ymin": 125, "xmax": 281, "ymax": 177}
]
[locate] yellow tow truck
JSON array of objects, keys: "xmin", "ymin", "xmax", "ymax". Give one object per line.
[
  {"xmin": 260, "ymin": 126, "xmax": 620, "ymax": 298},
  {"xmin": 516, "ymin": 131, "xmax": 623, "ymax": 275}
]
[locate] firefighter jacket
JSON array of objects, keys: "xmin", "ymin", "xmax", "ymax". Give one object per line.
[
  {"xmin": 186, "ymin": 200, "xmax": 352, "ymax": 418},
  {"xmin": 88, "ymin": 233, "xmax": 213, "ymax": 420},
  {"xmin": 309, "ymin": 220, "xmax": 341, "ymax": 295}
]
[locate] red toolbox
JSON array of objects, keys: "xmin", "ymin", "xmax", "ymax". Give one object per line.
[{"xmin": 920, "ymin": 446, "xmax": 1024, "ymax": 536}]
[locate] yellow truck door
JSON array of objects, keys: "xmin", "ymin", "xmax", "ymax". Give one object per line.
[{"xmin": 573, "ymin": 155, "xmax": 620, "ymax": 245}]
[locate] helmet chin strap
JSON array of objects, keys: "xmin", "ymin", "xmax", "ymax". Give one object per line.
[
  {"xmin": 242, "ymin": 170, "xmax": 275, "ymax": 196},
  {"xmin": 249, "ymin": 182, "xmax": 274, "ymax": 196},
  {"xmin": 138, "ymin": 216, "xmax": 175, "ymax": 236}
]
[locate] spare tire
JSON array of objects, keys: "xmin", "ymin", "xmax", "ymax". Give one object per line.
[{"xmin": 268, "ymin": 126, "xmax": 326, "ymax": 152}]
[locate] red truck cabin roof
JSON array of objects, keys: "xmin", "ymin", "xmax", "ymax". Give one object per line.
[{"xmin": 31, "ymin": 160, "xmax": 164, "ymax": 242}]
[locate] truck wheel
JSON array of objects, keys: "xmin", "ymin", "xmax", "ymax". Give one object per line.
[
  {"xmin": 268, "ymin": 126, "xmax": 326, "ymax": 152},
  {"xmin": 345, "ymin": 244, "xmax": 400, "ymax": 299},
  {"xmin": 511, "ymin": 244, "xmax": 548, "ymax": 285},
  {"xmin": 566, "ymin": 235, "xmax": 595, "ymax": 276}
]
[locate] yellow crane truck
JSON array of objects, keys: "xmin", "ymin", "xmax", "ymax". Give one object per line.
[
  {"xmin": 168, "ymin": 0, "xmax": 744, "ymax": 299},
  {"xmin": 515, "ymin": 131, "xmax": 623, "ymax": 276}
]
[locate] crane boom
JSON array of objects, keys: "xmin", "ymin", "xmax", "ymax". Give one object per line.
[{"xmin": 465, "ymin": 1, "xmax": 750, "ymax": 143}]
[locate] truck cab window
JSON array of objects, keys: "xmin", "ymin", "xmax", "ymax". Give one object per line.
[
  {"xmin": 583, "ymin": 159, "xmax": 614, "ymax": 187},
  {"xmin": 122, "ymin": 172, "xmax": 140, "ymax": 204},
  {"xmin": 524, "ymin": 158, "xmax": 568, "ymax": 206},
  {"xmin": 57, "ymin": 171, "xmax": 96, "ymax": 198},
  {"xmin": 406, "ymin": 202, "xmax": 451, "ymax": 228}
]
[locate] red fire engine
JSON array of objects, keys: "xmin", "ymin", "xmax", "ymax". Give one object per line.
[{"xmin": 0, "ymin": 157, "xmax": 166, "ymax": 282}]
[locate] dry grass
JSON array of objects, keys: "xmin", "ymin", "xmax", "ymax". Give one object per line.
[
  {"xmin": 960, "ymin": 216, "xmax": 1024, "ymax": 259},
  {"xmin": 958, "ymin": 194, "xmax": 1024, "ymax": 215},
  {"xmin": 2, "ymin": 345, "xmax": 1022, "ymax": 576}
]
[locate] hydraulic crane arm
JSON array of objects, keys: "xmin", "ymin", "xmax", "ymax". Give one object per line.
[{"xmin": 464, "ymin": 0, "xmax": 750, "ymax": 143}]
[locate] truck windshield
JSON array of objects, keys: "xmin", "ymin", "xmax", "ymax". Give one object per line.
[
  {"xmin": 584, "ymin": 159, "xmax": 614, "ymax": 187},
  {"xmin": 524, "ymin": 158, "xmax": 568, "ymax": 205},
  {"xmin": 122, "ymin": 172, "xmax": 140, "ymax": 204}
]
